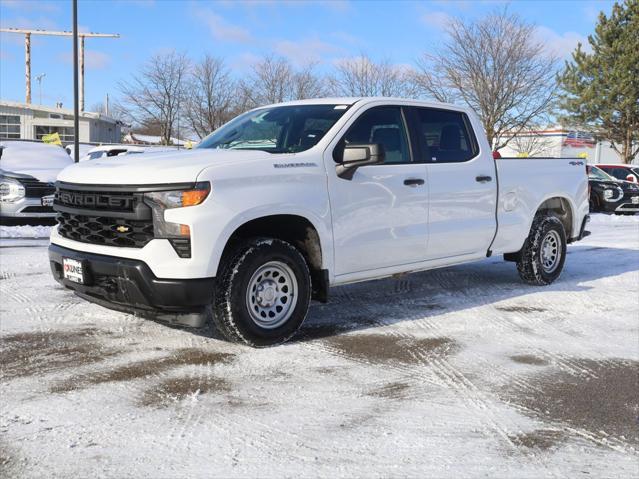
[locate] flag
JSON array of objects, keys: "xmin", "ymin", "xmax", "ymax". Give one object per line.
[{"xmin": 42, "ymin": 132, "xmax": 62, "ymax": 145}]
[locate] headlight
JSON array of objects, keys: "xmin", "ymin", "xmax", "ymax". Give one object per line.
[
  {"xmin": 0, "ymin": 176, "xmax": 26, "ymax": 203},
  {"xmin": 143, "ymin": 182, "xmax": 210, "ymax": 237},
  {"xmin": 603, "ymin": 187, "xmax": 622, "ymax": 202}
]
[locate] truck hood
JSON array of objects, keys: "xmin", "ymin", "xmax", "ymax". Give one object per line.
[
  {"xmin": 1, "ymin": 166, "xmax": 63, "ymax": 183},
  {"xmin": 57, "ymin": 148, "xmax": 276, "ymax": 185}
]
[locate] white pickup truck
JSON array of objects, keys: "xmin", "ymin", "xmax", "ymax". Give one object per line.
[{"xmin": 49, "ymin": 98, "xmax": 590, "ymax": 346}]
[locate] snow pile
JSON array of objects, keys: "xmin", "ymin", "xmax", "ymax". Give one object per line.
[{"xmin": 0, "ymin": 225, "xmax": 52, "ymax": 239}]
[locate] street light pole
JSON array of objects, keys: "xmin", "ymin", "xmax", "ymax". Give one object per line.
[
  {"xmin": 72, "ymin": 0, "xmax": 79, "ymax": 163},
  {"xmin": 35, "ymin": 73, "xmax": 46, "ymax": 104}
]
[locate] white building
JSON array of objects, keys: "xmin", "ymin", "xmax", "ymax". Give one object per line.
[
  {"xmin": 499, "ymin": 128, "xmax": 635, "ymax": 164},
  {"xmin": 0, "ymin": 100, "xmax": 121, "ymax": 144}
]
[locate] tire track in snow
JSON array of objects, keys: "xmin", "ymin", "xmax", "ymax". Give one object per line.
[
  {"xmin": 313, "ymin": 293, "xmax": 532, "ymax": 457},
  {"xmin": 505, "ymin": 402, "xmax": 636, "ymax": 454},
  {"xmin": 325, "ymin": 274, "xmax": 580, "ymax": 468},
  {"xmin": 486, "ymin": 305, "xmax": 600, "ymax": 378},
  {"xmin": 0, "ymin": 283, "xmax": 31, "ymax": 304}
]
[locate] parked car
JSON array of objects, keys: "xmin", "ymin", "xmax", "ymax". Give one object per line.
[
  {"xmin": 587, "ymin": 165, "xmax": 639, "ymax": 214},
  {"xmin": 596, "ymin": 163, "xmax": 639, "ymax": 184},
  {"xmin": 1, "ymin": 141, "xmax": 73, "ymax": 220},
  {"xmin": 48, "ymin": 98, "xmax": 590, "ymax": 346},
  {"xmin": 65, "ymin": 143, "xmax": 94, "ymax": 160},
  {"xmin": 81, "ymin": 144, "xmax": 146, "ymax": 161}
]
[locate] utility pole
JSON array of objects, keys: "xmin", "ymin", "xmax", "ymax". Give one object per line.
[
  {"xmin": 73, "ymin": 0, "xmax": 79, "ymax": 163},
  {"xmin": 25, "ymin": 32, "xmax": 31, "ymax": 103},
  {"xmin": 0, "ymin": 27, "xmax": 119, "ymax": 111}
]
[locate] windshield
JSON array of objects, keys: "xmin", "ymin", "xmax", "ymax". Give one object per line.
[
  {"xmin": 588, "ymin": 165, "xmax": 616, "ymax": 181},
  {"xmin": 197, "ymin": 104, "xmax": 350, "ymax": 153}
]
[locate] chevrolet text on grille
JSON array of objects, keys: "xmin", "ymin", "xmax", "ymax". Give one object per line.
[{"xmin": 58, "ymin": 191, "xmax": 134, "ymax": 209}]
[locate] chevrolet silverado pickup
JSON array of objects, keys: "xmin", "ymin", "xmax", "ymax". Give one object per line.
[{"xmin": 48, "ymin": 98, "xmax": 590, "ymax": 346}]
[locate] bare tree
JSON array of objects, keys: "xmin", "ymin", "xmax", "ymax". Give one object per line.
[
  {"xmin": 413, "ymin": 10, "xmax": 558, "ymax": 150},
  {"xmin": 90, "ymin": 102, "xmax": 106, "ymax": 114},
  {"xmin": 506, "ymin": 127, "xmax": 556, "ymax": 157},
  {"xmin": 237, "ymin": 55, "xmax": 327, "ymax": 108},
  {"xmin": 291, "ymin": 62, "xmax": 329, "ymax": 100},
  {"xmin": 239, "ymin": 55, "xmax": 293, "ymax": 107},
  {"xmin": 330, "ymin": 53, "xmax": 413, "ymax": 97},
  {"xmin": 185, "ymin": 55, "xmax": 236, "ymax": 139},
  {"xmin": 238, "ymin": 55, "xmax": 329, "ymax": 109},
  {"xmin": 118, "ymin": 51, "xmax": 190, "ymax": 145}
]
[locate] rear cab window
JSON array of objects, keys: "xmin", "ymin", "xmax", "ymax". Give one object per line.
[{"xmin": 409, "ymin": 107, "xmax": 478, "ymax": 163}]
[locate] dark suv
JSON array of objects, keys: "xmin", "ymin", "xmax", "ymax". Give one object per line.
[{"xmin": 587, "ymin": 165, "xmax": 639, "ymax": 214}]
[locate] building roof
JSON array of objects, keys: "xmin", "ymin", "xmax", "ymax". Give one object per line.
[{"xmin": 0, "ymin": 100, "xmax": 119, "ymax": 124}]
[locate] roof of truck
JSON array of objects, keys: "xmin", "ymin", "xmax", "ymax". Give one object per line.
[{"xmin": 260, "ymin": 97, "xmax": 468, "ymax": 112}]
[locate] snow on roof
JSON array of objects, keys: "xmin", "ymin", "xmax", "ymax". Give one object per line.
[{"xmin": 0, "ymin": 100, "xmax": 119, "ymax": 124}]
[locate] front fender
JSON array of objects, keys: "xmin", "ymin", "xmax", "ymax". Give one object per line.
[{"xmin": 206, "ymin": 205, "xmax": 334, "ymax": 279}]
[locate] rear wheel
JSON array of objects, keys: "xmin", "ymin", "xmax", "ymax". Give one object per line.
[
  {"xmin": 213, "ymin": 238, "xmax": 311, "ymax": 347},
  {"xmin": 516, "ymin": 214, "xmax": 567, "ymax": 285}
]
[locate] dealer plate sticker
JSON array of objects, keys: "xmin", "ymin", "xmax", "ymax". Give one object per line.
[
  {"xmin": 41, "ymin": 195, "xmax": 54, "ymax": 207},
  {"xmin": 63, "ymin": 258, "xmax": 84, "ymax": 284},
  {"xmin": 632, "ymin": 196, "xmax": 639, "ymax": 204}
]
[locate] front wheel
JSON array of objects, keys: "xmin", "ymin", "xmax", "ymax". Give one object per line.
[
  {"xmin": 213, "ymin": 238, "xmax": 311, "ymax": 347},
  {"xmin": 516, "ymin": 215, "xmax": 567, "ymax": 285}
]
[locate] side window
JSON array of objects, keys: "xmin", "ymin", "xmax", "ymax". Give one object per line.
[
  {"xmin": 414, "ymin": 108, "xmax": 478, "ymax": 163},
  {"xmin": 341, "ymin": 106, "xmax": 411, "ymax": 164},
  {"xmin": 610, "ymin": 168, "xmax": 629, "ymax": 180}
]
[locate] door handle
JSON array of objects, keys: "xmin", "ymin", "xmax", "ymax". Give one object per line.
[
  {"xmin": 404, "ymin": 178, "xmax": 425, "ymax": 186},
  {"xmin": 475, "ymin": 175, "xmax": 492, "ymax": 183}
]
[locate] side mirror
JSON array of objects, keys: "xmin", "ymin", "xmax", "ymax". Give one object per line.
[{"xmin": 335, "ymin": 143, "xmax": 385, "ymax": 180}]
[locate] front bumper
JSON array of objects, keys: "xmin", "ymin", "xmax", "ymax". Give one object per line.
[
  {"xmin": 615, "ymin": 200, "xmax": 639, "ymax": 213},
  {"xmin": 0, "ymin": 197, "xmax": 55, "ymax": 218},
  {"xmin": 49, "ymin": 244, "xmax": 215, "ymax": 327}
]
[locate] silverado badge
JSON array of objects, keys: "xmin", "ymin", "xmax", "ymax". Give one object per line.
[{"xmin": 116, "ymin": 225, "xmax": 130, "ymax": 233}]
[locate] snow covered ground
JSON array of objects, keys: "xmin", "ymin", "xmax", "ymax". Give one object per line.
[{"xmin": 1, "ymin": 214, "xmax": 637, "ymax": 478}]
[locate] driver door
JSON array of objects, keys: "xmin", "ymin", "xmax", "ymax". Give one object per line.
[{"xmin": 326, "ymin": 105, "xmax": 429, "ymax": 276}]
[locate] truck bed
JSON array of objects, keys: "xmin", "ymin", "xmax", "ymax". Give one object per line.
[{"xmin": 490, "ymin": 157, "xmax": 589, "ymax": 254}]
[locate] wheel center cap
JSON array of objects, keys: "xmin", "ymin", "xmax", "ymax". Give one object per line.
[
  {"xmin": 543, "ymin": 243, "xmax": 552, "ymax": 258},
  {"xmin": 257, "ymin": 280, "xmax": 277, "ymax": 306}
]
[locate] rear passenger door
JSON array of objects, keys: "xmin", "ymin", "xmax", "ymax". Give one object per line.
[{"xmin": 407, "ymin": 107, "xmax": 497, "ymax": 260}]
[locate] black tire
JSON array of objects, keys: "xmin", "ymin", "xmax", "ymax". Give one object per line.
[
  {"xmin": 213, "ymin": 238, "xmax": 311, "ymax": 347},
  {"xmin": 516, "ymin": 214, "xmax": 567, "ymax": 285}
]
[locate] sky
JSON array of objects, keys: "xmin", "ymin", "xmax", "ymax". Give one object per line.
[{"xmin": 0, "ymin": 0, "xmax": 615, "ymax": 111}]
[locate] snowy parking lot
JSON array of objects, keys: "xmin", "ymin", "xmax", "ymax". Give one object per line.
[{"xmin": 1, "ymin": 214, "xmax": 637, "ymax": 478}]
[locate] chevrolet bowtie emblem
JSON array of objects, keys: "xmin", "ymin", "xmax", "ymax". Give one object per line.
[{"xmin": 116, "ymin": 225, "xmax": 130, "ymax": 233}]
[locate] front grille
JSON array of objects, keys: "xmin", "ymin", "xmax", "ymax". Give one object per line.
[
  {"xmin": 20, "ymin": 178, "xmax": 55, "ymax": 198},
  {"xmin": 57, "ymin": 212, "xmax": 154, "ymax": 248}
]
